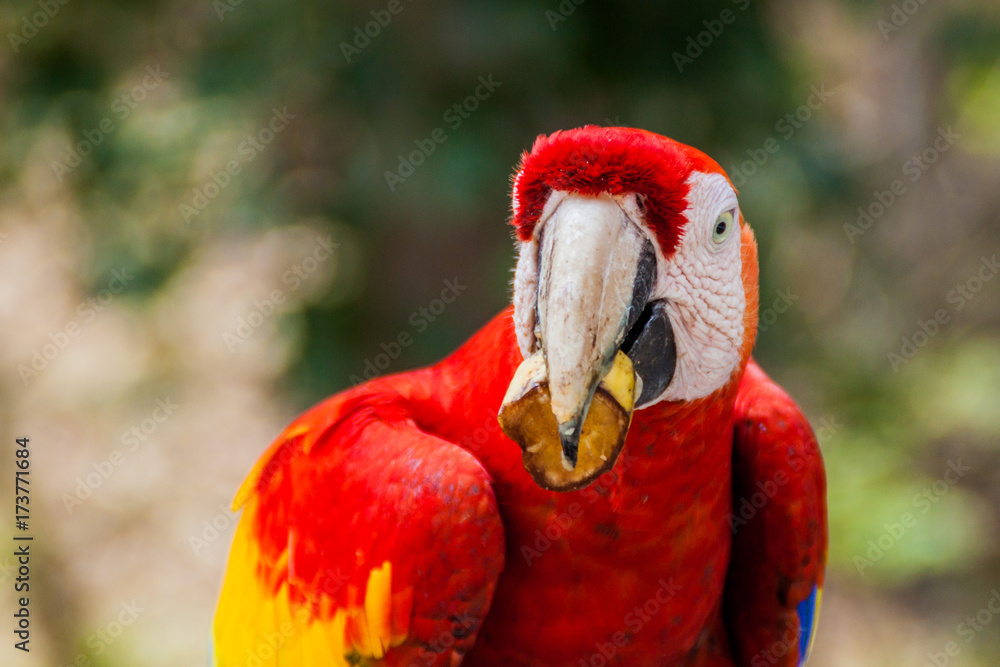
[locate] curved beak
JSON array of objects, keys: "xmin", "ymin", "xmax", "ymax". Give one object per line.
[
  {"xmin": 536, "ymin": 194, "xmax": 656, "ymax": 468},
  {"xmin": 499, "ymin": 192, "xmax": 680, "ymax": 490}
]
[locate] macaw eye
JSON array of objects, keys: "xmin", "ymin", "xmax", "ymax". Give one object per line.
[{"xmin": 712, "ymin": 210, "xmax": 734, "ymax": 244}]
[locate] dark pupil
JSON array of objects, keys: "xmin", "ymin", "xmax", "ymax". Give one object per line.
[{"xmin": 715, "ymin": 221, "xmax": 727, "ymax": 235}]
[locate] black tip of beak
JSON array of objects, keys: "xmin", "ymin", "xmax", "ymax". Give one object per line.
[{"xmin": 558, "ymin": 418, "xmax": 582, "ymax": 470}]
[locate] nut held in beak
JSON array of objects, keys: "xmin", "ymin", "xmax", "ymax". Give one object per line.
[{"xmin": 498, "ymin": 350, "xmax": 637, "ymax": 491}]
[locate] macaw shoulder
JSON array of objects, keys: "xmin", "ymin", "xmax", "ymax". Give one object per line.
[
  {"xmin": 726, "ymin": 357, "xmax": 827, "ymax": 667},
  {"xmin": 215, "ymin": 383, "xmax": 506, "ymax": 667},
  {"xmin": 734, "ymin": 359, "xmax": 824, "ymax": 467},
  {"xmin": 730, "ymin": 359, "xmax": 826, "ymax": 549},
  {"xmin": 232, "ymin": 387, "xmax": 413, "ymax": 512}
]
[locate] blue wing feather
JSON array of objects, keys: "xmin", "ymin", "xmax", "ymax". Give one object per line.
[{"xmin": 796, "ymin": 584, "xmax": 821, "ymax": 665}]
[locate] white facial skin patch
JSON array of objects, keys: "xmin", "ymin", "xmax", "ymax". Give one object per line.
[{"xmin": 651, "ymin": 171, "xmax": 744, "ymax": 403}]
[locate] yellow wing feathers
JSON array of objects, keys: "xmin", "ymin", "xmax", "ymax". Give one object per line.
[{"xmin": 212, "ymin": 497, "xmax": 410, "ymax": 666}]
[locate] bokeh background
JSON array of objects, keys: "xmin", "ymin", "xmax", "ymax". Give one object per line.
[{"xmin": 1, "ymin": 0, "xmax": 999, "ymax": 665}]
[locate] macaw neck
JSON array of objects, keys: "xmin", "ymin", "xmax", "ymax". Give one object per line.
[
  {"xmin": 400, "ymin": 307, "xmax": 746, "ymax": 528},
  {"xmin": 621, "ymin": 379, "xmax": 742, "ymax": 483}
]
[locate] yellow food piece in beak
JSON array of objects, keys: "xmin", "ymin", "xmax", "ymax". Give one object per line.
[{"xmin": 498, "ymin": 351, "xmax": 637, "ymax": 491}]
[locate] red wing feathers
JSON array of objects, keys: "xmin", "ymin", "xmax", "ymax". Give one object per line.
[
  {"xmin": 213, "ymin": 392, "xmax": 505, "ymax": 667},
  {"xmin": 725, "ymin": 360, "xmax": 828, "ymax": 667}
]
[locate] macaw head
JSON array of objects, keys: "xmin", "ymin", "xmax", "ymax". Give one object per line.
[{"xmin": 499, "ymin": 126, "xmax": 758, "ymax": 490}]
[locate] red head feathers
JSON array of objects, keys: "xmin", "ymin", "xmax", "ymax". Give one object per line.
[{"xmin": 510, "ymin": 126, "xmax": 730, "ymax": 258}]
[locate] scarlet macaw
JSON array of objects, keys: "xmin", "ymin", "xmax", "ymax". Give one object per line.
[{"xmin": 212, "ymin": 126, "xmax": 827, "ymax": 666}]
